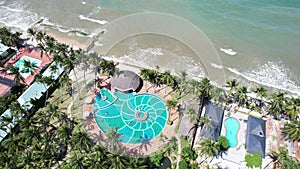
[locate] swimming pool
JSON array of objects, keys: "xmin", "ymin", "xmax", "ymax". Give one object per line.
[
  {"xmin": 225, "ymin": 117, "xmax": 240, "ymax": 147},
  {"xmin": 14, "ymin": 56, "xmax": 41, "ymax": 78},
  {"xmin": 94, "ymin": 88, "xmax": 168, "ymax": 144}
]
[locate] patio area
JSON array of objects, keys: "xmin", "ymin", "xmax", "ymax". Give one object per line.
[
  {"xmin": 0, "ymin": 47, "xmax": 52, "ymax": 96},
  {"xmin": 82, "ymin": 78, "xmax": 178, "ymax": 156}
]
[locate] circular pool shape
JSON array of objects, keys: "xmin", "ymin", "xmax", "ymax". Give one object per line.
[
  {"xmin": 225, "ymin": 117, "xmax": 240, "ymax": 147},
  {"xmin": 94, "ymin": 89, "xmax": 168, "ymax": 144}
]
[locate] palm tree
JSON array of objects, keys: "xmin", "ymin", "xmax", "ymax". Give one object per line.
[
  {"xmin": 22, "ymin": 60, "xmax": 38, "ymax": 75},
  {"xmin": 196, "ymin": 138, "xmax": 220, "ymax": 165},
  {"xmin": 84, "ymin": 144, "xmax": 107, "ymax": 168},
  {"xmin": 5, "ymin": 64, "xmax": 26, "ymax": 86},
  {"xmin": 186, "ymin": 106, "xmax": 197, "ymax": 123},
  {"xmin": 269, "ymin": 91, "xmax": 287, "ymax": 119},
  {"xmin": 286, "ymin": 97, "xmax": 300, "ymax": 119},
  {"xmin": 225, "ymin": 79, "xmax": 239, "ymax": 97},
  {"xmin": 179, "ymin": 71, "xmax": 188, "ymax": 96},
  {"xmin": 166, "ymin": 99, "xmax": 178, "ymax": 121},
  {"xmin": 211, "ymin": 87, "xmax": 226, "ymax": 105},
  {"xmin": 190, "ymin": 77, "xmax": 213, "ymax": 149},
  {"xmin": 34, "ymin": 73, "xmax": 54, "ymax": 106},
  {"xmin": 68, "ymin": 151, "xmax": 86, "ymax": 169},
  {"xmin": 160, "ymin": 70, "xmax": 175, "ymax": 93},
  {"xmin": 236, "ymin": 86, "xmax": 249, "ymax": 107},
  {"xmin": 99, "ymin": 59, "xmax": 118, "ymax": 77},
  {"xmin": 199, "ymin": 116, "xmax": 212, "ymax": 130},
  {"xmin": 88, "ymin": 52, "xmax": 102, "ymax": 88},
  {"xmin": 0, "ymin": 27, "xmax": 22, "ymax": 48},
  {"xmin": 105, "ymin": 127, "xmax": 122, "ymax": 153},
  {"xmin": 78, "ymin": 52, "xmax": 89, "ymax": 86},
  {"xmin": 106, "ymin": 153, "xmax": 129, "ymax": 169},
  {"xmin": 264, "ymin": 146, "xmax": 300, "ymax": 169},
  {"xmin": 283, "ymin": 120, "xmax": 300, "ymax": 141},
  {"xmin": 71, "ymin": 130, "xmax": 94, "ymax": 153},
  {"xmin": 27, "ymin": 28, "xmax": 36, "ymax": 40}
]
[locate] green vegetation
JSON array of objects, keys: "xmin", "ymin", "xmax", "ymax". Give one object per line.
[
  {"xmin": 1, "ymin": 27, "xmax": 300, "ymax": 168},
  {"xmin": 245, "ymin": 153, "xmax": 262, "ymax": 169},
  {"xmin": 217, "ymin": 136, "xmax": 229, "ymax": 150}
]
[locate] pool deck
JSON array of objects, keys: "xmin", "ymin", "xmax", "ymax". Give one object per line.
[
  {"xmin": 0, "ymin": 47, "xmax": 52, "ymax": 96},
  {"xmin": 82, "ymin": 80, "xmax": 178, "ymax": 156},
  {"xmin": 209, "ymin": 109, "xmax": 281, "ymax": 168}
]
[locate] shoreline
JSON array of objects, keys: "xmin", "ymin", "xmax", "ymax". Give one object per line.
[{"xmin": 19, "ymin": 28, "xmax": 300, "ymax": 97}]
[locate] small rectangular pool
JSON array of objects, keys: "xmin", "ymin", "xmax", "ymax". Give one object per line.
[{"xmin": 14, "ymin": 55, "xmax": 42, "ymax": 78}]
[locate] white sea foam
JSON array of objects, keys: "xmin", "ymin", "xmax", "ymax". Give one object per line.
[
  {"xmin": 82, "ymin": 1, "xmax": 86, "ymax": 5},
  {"xmin": 0, "ymin": 1, "xmax": 6, "ymax": 5},
  {"xmin": 210, "ymin": 63, "xmax": 223, "ymax": 69},
  {"xmin": 0, "ymin": 5, "xmax": 23, "ymax": 12},
  {"xmin": 220, "ymin": 48, "xmax": 237, "ymax": 56},
  {"xmin": 0, "ymin": 3, "xmax": 38, "ymax": 31},
  {"xmin": 140, "ymin": 48, "xmax": 164, "ymax": 56},
  {"xmin": 226, "ymin": 62, "xmax": 300, "ymax": 96},
  {"xmin": 78, "ymin": 15, "xmax": 107, "ymax": 25},
  {"xmin": 103, "ymin": 48, "xmax": 205, "ymax": 80}
]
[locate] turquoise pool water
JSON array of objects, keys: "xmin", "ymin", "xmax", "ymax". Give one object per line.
[
  {"xmin": 225, "ymin": 117, "xmax": 240, "ymax": 147},
  {"xmin": 14, "ymin": 56, "xmax": 41, "ymax": 78},
  {"xmin": 94, "ymin": 88, "xmax": 168, "ymax": 144}
]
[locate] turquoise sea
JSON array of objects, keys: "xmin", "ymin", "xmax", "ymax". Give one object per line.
[{"xmin": 1, "ymin": 0, "xmax": 299, "ymax": 95}]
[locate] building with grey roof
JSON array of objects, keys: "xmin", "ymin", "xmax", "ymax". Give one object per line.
[
  {"xmin": 245, "ymin": 116, "xmax": 266, "ymax": 158},
  {"xmin": 200, "ymin": 103, "xmax": 224, "ymax": 141}
]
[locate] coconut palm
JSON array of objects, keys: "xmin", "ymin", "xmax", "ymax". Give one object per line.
[
  {"xmin": 99, "ymin": 59, "xmax": 118, "ymax": 77},
  {"xmin": 140, "ymin": 68, "xmax": 152, "ymax": 91},
  {"xmin": 5, "ymin": 64, "xmax": 26, "ymax": 86},
  {"xmin": 106, "ymin": 127, "xmax": 122, "ymax": 153},
  {"xmin": 27, "ymin": 28, "xmax": 36, "ymax": 40},
  {"xmin": 236, "ymin": 86, "xmax": 249, "ymax": 107},
  {"xmin": 0, "ymin": 27, "xmax": 22, "ymax": 48},
  {"xmin": 252, "ymin": 86, "xmax": 268, "ymax": 100},
  {"xmin": 179, "ymin": 71, "xmax": 188, "ymax": 96},
  {"xmin": 88, "ymin": 52, "xmax": 102, "ymax": 88},
  {"xmin": 225, "ymin": 79, "xmax": 239, "ymax": 96},
  {"xmin": 196, "ymin": 138, "xmax": 220, "ymax": 164},
  {"xmin": 160, "ymin": 70, "xmax": 175, "ymax": 94},
  {"xmin": 106, "ymin": 153, "xmax": 129, "ymax": 169},
  {"xmin": 85, "ymin": 145, "xmax": 107, "ymax": 169},
  {"xmin": 199, "ymin": 116, "xmax": 212, "ymax": 130},
  {"xmin": 211, "ymin": 87, "xmax": 226, "ymax": 105},
  {"xmin": 283, "ymin": 120, "xmax": 300, "ymax": 141},
  {"xmin": 269, "ymin": 91, "xmax": 287, "ymax": 119},
  {"xmin": 186, "ymin": 106, "xmax": 198, "ymax": 123},
  {"xmin": 286, "ymin": 97, "xmax": 300, "ymax": 119},
  {"xmin": 21, "ymin": 60, "xmax": 38, "ymax": 75},
  {"xmin": 34, "ymin": 73, "xmax": 54, "ymax": 106},
  {"xmin": 71, "ymin": 130, "xmax": 94, "ymax": 152},
  {"xmin": 190, "ymin": 78, "xmax": 213, "ymax": 149},
  {"xmin": 166, "ymin": 99, "xmax": 178, "ymax": 120},
  {"xmin": 264, "ymin": 146, "xmax": 300, "ymax": 169}
]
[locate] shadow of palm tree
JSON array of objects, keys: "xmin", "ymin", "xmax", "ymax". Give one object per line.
[{"xmin": 137, "ymin": 137, "xmax": 152, "ymax": 152}]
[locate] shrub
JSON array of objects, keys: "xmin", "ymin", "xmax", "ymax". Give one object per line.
[
  {"xmin": 167, "ymin": 120, "xmax": 173, "ymax": 125},
  {"xmin": 179, "ymin": 160, "xmax": 188, "ymax": 169},
  {"xmin": 245, "ymin": 152, "xmax": 262, "ymax": 169},
  {"xmin": 217, "ymin": 136, "xmax": 229, "ymax": 150}
]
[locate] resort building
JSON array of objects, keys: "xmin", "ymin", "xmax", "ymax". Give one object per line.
[
  {"xmin": 245, "ymin": 116, "xmax": 266, "ymax": 158},
  {"xmin": 199, "ymin": 103, "xmax": 224, "ymax": 141},
  {"xmin": 0, "ymin": 61, "xmax": 64, "ymax": 142},
  {"xmin": 0, "ymin": 47, "xmax": 52, "ymax": 96},
  {"xmin": 111, "ymin": 70, "xmax": 143, "ymax": 93}
]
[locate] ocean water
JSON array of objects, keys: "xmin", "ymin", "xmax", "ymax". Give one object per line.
[{"xmin": 1, "ymin": 0, "xmax": 299, "ymax": 95}]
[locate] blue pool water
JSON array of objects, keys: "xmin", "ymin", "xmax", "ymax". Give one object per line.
[
  {"xmin": 225, "ymin": 117, "xmax": 240, "ymax": 147},
  {"xmin": 14, "ymin": 55, "xmax": 41, "ymax": 78},
  {"xmin": 94, "ymin": 88, "xmax": 168, "ymax": 144}
]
